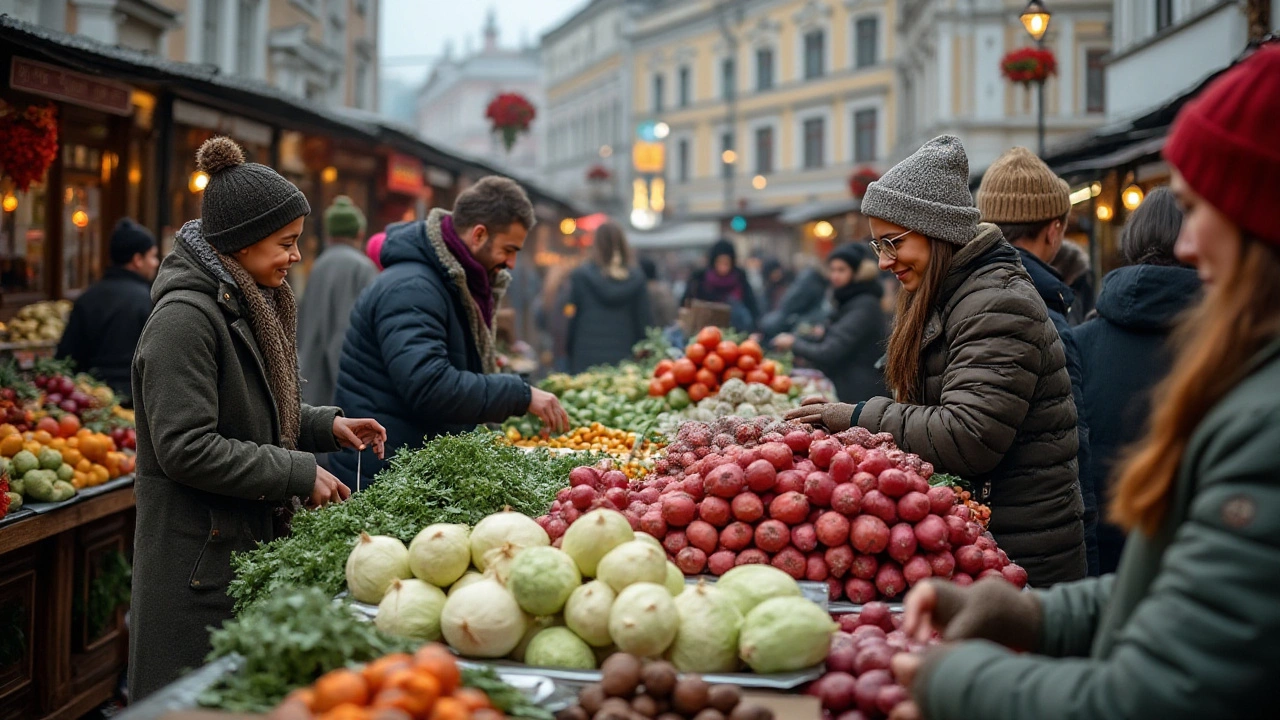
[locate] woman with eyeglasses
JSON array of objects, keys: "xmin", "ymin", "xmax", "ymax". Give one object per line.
[{"xmin": 788, "ymin": 135, "xmax": 1086, "ymax": 588}]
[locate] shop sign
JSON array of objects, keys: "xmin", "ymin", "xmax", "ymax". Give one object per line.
[
  {"xmin": 633, "ymin": 141, "xmax": 665, "ymax": 174},
  {"xmin": 387, "ymin": 153, "xmax": 425, "ymax": 194},
  {"xmin": 9, "ymin": 57, "xmax": 132, "ymax": 116}
]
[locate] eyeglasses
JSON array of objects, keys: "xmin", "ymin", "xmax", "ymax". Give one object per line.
[{"xmin": 869, "ymin": 229, "xmax": 912, "ymax": 261}]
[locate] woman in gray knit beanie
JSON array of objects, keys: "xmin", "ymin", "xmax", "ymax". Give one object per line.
[
  {"xmin": 789, "ymin": 135, "xmax": 1086, "ymax": 588},
  {"xmin": 126, "ymin": 136, "xmax": 387, "ymax": 701}
]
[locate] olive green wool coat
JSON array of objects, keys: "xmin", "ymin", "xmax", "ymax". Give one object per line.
[
  {"xmin": 128, "ymin": 222, "xmax": 341, "ymax": 701},
  {"xmin": 857, "ymin": 225, "xmax": 1086, "ymax": 586},
  {"xmin": 920, "ymin": 335, "xmax": 1280, "ymax": 720}
]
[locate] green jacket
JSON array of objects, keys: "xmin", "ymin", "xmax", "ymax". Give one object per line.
[
  {"xmin": 128, "ymin": 222, "xmax": 342, "ymax": 701},
  {"xmin": 921, "ymin": 335, "xmax": 1280, "ymax": 720}
]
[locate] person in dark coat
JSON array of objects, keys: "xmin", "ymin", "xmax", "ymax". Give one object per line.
[
  {"xmin": 681, "ymin": 239, "xmax": 761, "ymax": 331},
  {"xmin": 128, "ymin": 137, "xmax": 385, "ymax": 701},
  {"xmin": 789, "ymin": 136, "xmax": 1085, "ymax": 587},
  {"xmin": 332, "ymin": 177, "xmax": 569, "ymax": 488},
  {"xmin": 297, "ymin": 196, "xmax": 378, "ymax": 408},
  {"xmin": 771, "ymin": 243, "xmax": 887, "ymax": 403},
  {"xmin": 891, "ymin": 44, "xmax": 1280, "ymax": 720},
  {"xmin": 761, "ymin": 257, "xmax": 793, "ymax": 313},
  {"xmin": 977, "ymin": 147, "xmax": 1096, "ymax": 576},
  {"xmin": 640, "ymin": 257, "xmax": 678, "ymax": 329},
  {"xmin": 56, "ymin": 218, "xmax": 158, "ymax": 400},
  {"xmin": 758, "ymin": 264, "xmax": 829, "ymax": 340},
  {"xmin": 1052, "ymin": 240, "xmax": 1095, "ymax": 326},
  {"xmin": 1075, "ymin": 187, "xmax": 1198, "ymax": 574},
  {"xmin": 566, "ymin": 222, "xmax": 651, "ymax": 372}
]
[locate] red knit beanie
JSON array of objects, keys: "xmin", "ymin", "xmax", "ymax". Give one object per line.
[{"xmin": 1164, "ymin": 43, "xmax": 1280, "ymax": 245}]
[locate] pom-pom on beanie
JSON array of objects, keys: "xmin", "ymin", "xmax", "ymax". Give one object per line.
[{"xmin": 196, "ymin": 136, "xmax": 311, "ymax": 254}]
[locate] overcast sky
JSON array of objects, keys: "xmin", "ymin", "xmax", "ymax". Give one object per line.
[{"xmin": 379, "ymin": 0, "xmax": 585, "ymax": 83}]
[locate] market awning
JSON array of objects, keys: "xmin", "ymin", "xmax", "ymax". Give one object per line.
[
  {"xmin": 778, "ymin": 197, "xmax": 862, "ymax": 225},
  {"xmin": 1052, "ymin": 133, "xmax": 1168, "ymax": 178},
  {"xmin": 629, "ymin": 221, "xmax": 722, "ymax": 250}
]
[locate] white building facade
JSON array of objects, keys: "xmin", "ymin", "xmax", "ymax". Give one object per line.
[
  {"xmin": 896, "ymin": 0, "xmax": 1113, "ymax": 172},
  {"xmin": 417, "ymin": 12, "xmax": 543, "ymax": 178}
]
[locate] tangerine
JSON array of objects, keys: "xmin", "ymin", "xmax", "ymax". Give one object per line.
[
  {"xmin": 412, "ymin": 645, "xmax": 460, "ymax": 695},
  {"xmin": 452, "ymin": 687, "xmax": 491, "ymax": 711},
  {"xmin": 363, "ymin": 653, "xmax": 414, "ymax": 693},
  {"xmin": 0, "ymin": 434, "xmax": 23, "ymax": 458},
  {"xmin": 312, "ymin": 669, "xmax": 369, "ymax": 713},
  {"xmin": 32, "ymin": 429, "xmax": 53, "ymax": 445},
  {"xmin": 58, "ymin": 414, "xmax": 80, "ymax": 438},
  {"xmin": 372, "ymin": 688, "xmax": 431, "ymax": 719},
  {"xmin": 425, "ymin": 697, "xmax": 468, "ymax": 720},
  {"xmin": 0, "ymin": 423, "xmax": 17, "ymax": 438}
]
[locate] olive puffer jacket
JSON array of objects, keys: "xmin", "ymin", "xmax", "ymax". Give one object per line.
[{"xmin": 857, "ymin": 224, "xmax": 1086, "ymax": 586}]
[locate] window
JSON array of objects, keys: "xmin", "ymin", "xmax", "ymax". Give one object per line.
[
  {"xmin": 721, "ymin": 132, "xmax": 735, "ymax": 179},
  {"xmin": 652, "ymin": 73, "xmax": 664, "ymax": 113},
  {"xmin": 678, "ymin": 139, "xmax": 690, "ymax": 183},
  {"xmin": 802, "ymin": 117, "xmax": 825, "ymax": 169},
  {"xmin": 203, "ymin": 0, "xmax": 222, "ymax": 64},
  {"xmin": 1155, "ymin": 0, "xmax": 1174, "ymax": 32},
  {"xmin": 721, "ymin": 57, "xmax": 736, "ymax": 100},
  {"xmin": 754, "ymin": 127, "xmax": 774, "ymax": 175},
  {"xmin": 678, "ymin": 66, "xmax": 691, "ymax": 107},
  {"xmin": 853, "ymin": 108, "xmax": 877, "ymax": 163},
  {"xmin": 855, "ymin": 17, "xmax": 878, "ymax": 68},
  {"xmin": 236, "ymin": 0, "xmax": 257, "ymax": 75},
  {"xmin": 804, "ymin": 30, "xmax": 825, "ymax": 79},
  {"xmin": 1086, "ymin": 49, "xmax": 1107, "ymax": 114},
  {"xmin": 756, "ymin": 48, "xmax": 774, "ymax": 91}
]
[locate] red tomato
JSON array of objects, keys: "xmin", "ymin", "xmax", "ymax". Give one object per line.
[
  {"xmin": 723, "ymin": 367, "xmax": 747, "ymax": 382},
  {"xmin": 770, "ymin": 375, "xmax": 792, "ymax": 394},
  {"xmin": 649, "ymin": 378, "xmax": 666, "ymax": 396},
  {"xmin": 696, "ymin": 368, "xmax": 719, "ymax": 388},
  {"xmin": 659, "ymin": 373, "xmax": 678, "ymax": 393},
  {"xmin": 672, "ymin": 358, "xmax": 697, "ymax": 386},
  {"xmin": 737, "ymin": 354, "xmax": 758, "ymax": 372},
  {"xmin": 655, "ymin": 359, "xmax": 675, "ymax": 378},
  {"xmin": 746, "ymin": 370, "xmax": 770, "ymax": 385},
  {"xmin": 688, "ymin": 383, "xmax": 710, "ymax": 403},
  {"xmin": 740, "ymin": 339, "xmax": 765, "ymax": 362},
  {"xmin": 703, "ymin": 353, "xmax": 726, "ymax": 374},
  {"xmin": 760, "ymin": 359, "xmax": 778, "ymax": 379},
  {"xmin": 697, "ymin": 326, "xmax": 723, "ymax": 350},
  {"xmin": 715, "ymin": 341, "xmax": 740, "ymax": 366},
  {"xmin": 685, "ymin": 343, "xmax": 708, "ymax": 365}
]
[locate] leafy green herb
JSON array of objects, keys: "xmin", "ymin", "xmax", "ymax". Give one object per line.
[
  {"xmin": 929, "ymin": 473, "xmax": 971, "ymax": 491},
  {"xmin": 461, "ymin": 665, "xmax": 555, "ymax": 720},
  {"xmin": 198, "ymin": 586, "xmax": 414, "ymax": 712},
  {"xmin": 229, "ymin": 430, "xmax": 603, "ymax": 613}
]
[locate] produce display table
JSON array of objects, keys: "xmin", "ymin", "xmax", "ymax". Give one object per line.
[{"xmin": 0, "ymin": 482, "xmax": 136, "ymax": 720}]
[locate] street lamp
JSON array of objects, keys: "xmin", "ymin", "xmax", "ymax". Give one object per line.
[{"xmin": 1020, "ymin": 1, "xmax": 1052, "ymax": 156}]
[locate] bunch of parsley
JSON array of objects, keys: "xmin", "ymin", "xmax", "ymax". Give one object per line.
[{"xmin": 229, "ymin": 431, "xmax": 603, "ymax": 613}]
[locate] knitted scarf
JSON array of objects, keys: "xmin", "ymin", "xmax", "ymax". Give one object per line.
[
  {"xmin": 440, "ymin": 214, "xmax": 496, "ymax": 327},
  {"xmin": 216, "ymin": 252, "xmax": 302, "ymax": 451}
]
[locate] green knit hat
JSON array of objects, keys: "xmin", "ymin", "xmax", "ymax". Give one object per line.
[
  {"xmin": 196, "ymin": 136, "xmax": 310, "ymax": 254},
  {"xmin": 324, "ymin": 195, "xmax": 367, "ymax": 240}
]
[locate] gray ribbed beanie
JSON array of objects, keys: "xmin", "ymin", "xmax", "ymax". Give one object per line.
[
  {"xmin": 196, "ymin": 136, "xmax": 311, "ymax": 254},
  {"xmin": 861, "ymin": 135, "xmax": 981, "ymax": 246}
]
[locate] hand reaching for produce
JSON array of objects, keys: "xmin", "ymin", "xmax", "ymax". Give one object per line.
[
  {"xmin": 888, "ymin": 652, "xmax": 925, "ymax": 720},
  {"xmin": 784, "ymin": 397, "xmax": 857, "ymax": 432},
  {"xmin": 901, "ymin": 578, "xmax": 1042, "ymax": 650},
  {"xmin": 528, "ymin": 387, "xmax": 570, "ymax": 435},
  {"xmin": 310, "ymin": 465, "xmax": 350, "ymax": 507},
  {"xmin": 771, "ymin": 333, "xmax": 796, "ymax": 351},
  {"xmin": 332, "ymin": 416, "xmax": 387, "ymax": 458}
]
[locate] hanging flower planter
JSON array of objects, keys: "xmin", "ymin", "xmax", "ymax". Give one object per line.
[
  {"xmin": 848, "ymin": 167, "xmax": 880, "ymax": 199},
  {"xmin": 0, "ymin": 99, "xmax": 59, "ymax": 192},
  {"xmin": 586, "ymin": 164, "xmax": 612, "ymax": 182},
  {"xmin": 485, "ymin": 92, "xmax": 537, "ymax": 153},
  {"xmin": 1000, "ymin": 47, "xmax": 1058, "ymax": 85}
]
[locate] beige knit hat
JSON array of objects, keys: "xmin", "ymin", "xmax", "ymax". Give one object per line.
[{"xmin": 977, "ymin": 147, "xmax": 1071, "ymax": 223}]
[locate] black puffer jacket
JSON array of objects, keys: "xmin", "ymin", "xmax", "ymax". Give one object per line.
[
  {"xmin": 1074, "ymin": 264, "xmax": 1200, "ymax": 573},
  {"xmin": 566, "ymin": 263, "xmax": 651, "ymax": 373},
  {"xmin": 857, "ymin": 225, "xmax": 1086, "ymax": 586},
  {"xmin": 332, "ymin": 211, "xmax": 532, "ymax": 487}
]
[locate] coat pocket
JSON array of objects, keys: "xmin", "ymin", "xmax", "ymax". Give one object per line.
[{"xmin": 188, "ymin": 508, "xmax": 253, "ymax": 591}]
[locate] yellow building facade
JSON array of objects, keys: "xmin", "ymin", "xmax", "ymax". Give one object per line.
[{"xmin": 631, "ymin": 0, "xmax": 897, "ymax": 218}]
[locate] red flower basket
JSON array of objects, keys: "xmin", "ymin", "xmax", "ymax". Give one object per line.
[
  {"xmin": 0, "ymin": 100, "xmax": 58, "ymax": 192},
  {"xmin": 1000, "ymin": 47, "xmax": 1058, "ymax": 86},
  {"xmin": 485, "ymin": 92, "xmax": 537, "ymax": 153},
  {"xmin": 848, "ymin": 167, "xmax": 881, "ymax": 198},
  {"xmin": 586, "ymin": 165, "xmax": 612, "ymax": 182}
]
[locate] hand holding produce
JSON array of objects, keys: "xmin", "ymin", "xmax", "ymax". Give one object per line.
[
  {"xmin": 783, "ymin": 399, "xmax": 857, "ymax": 433},
  {"xmin": 311, "ymin": 465, "xmax": 350, "ymax": 507},
  {"xmin": 529, "ymin": 387, "xmax": 571, "ymax": 435},
  {"xmin": 332, "ymin": 416, "xmax": 387, "ymax": 458},
  {"xmin": 901, "ymin": 577, "xmax": 1041, "ymax": 649}
]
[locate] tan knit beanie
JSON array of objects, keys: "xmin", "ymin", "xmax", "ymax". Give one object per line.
[{"xmin": 977, "ymin": 147, "xmax": 1071, "ymax": 223}]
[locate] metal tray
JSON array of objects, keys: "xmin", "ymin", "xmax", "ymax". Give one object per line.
[{"xmin": 470, "ymin": 658, "xmax": 824, "ymax": 691}]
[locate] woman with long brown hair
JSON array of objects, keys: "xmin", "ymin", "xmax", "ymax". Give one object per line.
[
  {"xmin": 565, "ymin": 221, "xmax": 651, "ymax": 373},
  {"xmin": 887, "ymin": 43, "xmax": 1280, "ymax": 720},
  {"xmin": 790, "ymin": 134, "xmax": 1085, "ymax": 587}
]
